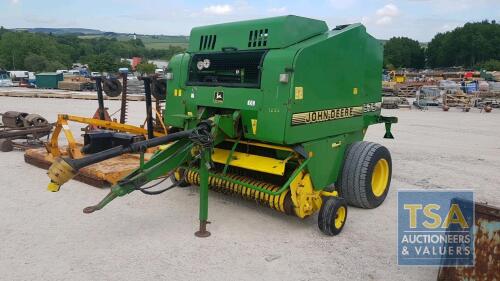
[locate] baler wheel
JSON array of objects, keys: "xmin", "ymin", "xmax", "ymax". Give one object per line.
[
  {"xmin": 337, "ymin": 141, "xmax": 391, "ymax": 209},
  {"xmin": 318, "ymin": 197, "xmax": 347, "ymax": 236},
  {"xmin": 170, "ymin": 168, "xmax": 190, "ymax": 187}
]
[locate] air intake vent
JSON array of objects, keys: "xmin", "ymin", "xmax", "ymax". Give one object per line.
[
  {"xmin": 333, "ymin": 24, "xmax": 349, "ymax": 31},
  {"xmin": 199, "ymin": 34, "xmax": 217, "ymax": 50},
  {"xmin": 248, "ymin": 29, "xmax": 269, "ymax": 48}
]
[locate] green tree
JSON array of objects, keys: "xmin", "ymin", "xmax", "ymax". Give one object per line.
[
  {"xmin": 479, "ymin": 59, "xmax": 500, "ymax": 71},
  {"xmin": 46, "ymin": 61, "xmax": 66, "ymax": 72},
  {"xmin": 384, "ymin": 37, "xmax": 425, "ymax": 69},
  {"xmin": 117, "ymin": 59, "xmax": 132, "ymax": 70},
  {"xmin": 84, "ymin": 53, "xmax": 119, "ymax": 73},
  {"xmin": 427, "ymin": 20, "xmax": 500, "ymax": 68},
  {"xmin": 136, "ymin": 62, "xmax": 157, "ymax": 74},
  {"xmin": 24, "ymin": 53, "xmax": 48, "ymax": 72},
  {"xmin": 0, "ymin": 28, "xmax": 185, "ymax": 73}
]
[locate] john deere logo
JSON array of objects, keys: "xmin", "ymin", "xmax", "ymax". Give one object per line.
[{"xmin": 214, "ymin": 91, "xmax": 224, "ymax": 103}]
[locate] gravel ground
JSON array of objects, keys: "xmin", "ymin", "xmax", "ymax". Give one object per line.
[{"xmin": 0, "ymin": 96, "xmax": 499, "ymax": 281}]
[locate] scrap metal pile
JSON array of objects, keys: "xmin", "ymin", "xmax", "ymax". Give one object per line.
[{"xmin": 0, "ymin": 111, "xmax": 51, "ymax": 152}]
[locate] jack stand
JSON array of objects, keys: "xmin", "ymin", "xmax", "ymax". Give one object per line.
[
  {"xmin": 195, "ymin": 149, "xmax": 211, "ymax": 238},
  {"xmin": 195, "ymin": 220, "xmax": 211, "ymax": 238}
]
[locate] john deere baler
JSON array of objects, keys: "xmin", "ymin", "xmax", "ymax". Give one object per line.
[{"xmin": 47, "ymin": 15, "xmax": 397, "ymax": 237}]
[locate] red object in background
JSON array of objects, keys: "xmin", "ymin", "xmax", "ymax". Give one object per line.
[
  {"xmin": 86, "ymin": 108, "xmax": 112, "ymax": 131},
  {"xmin": 464, "ymin": 72, "xmax": 473, "ymax": 79},
  {"xmin": 132, "ymin": 57, "xmax": 142, "ymax": 70}
]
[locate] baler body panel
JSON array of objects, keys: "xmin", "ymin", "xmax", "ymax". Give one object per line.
[
  {"xmin": 166, "ymin": 48, "xmax": 298, "ymax": 144},
  {"xmin": 188, "ymin": 15, "xmax": 328, "ymax": 53},
  {"xmin": 164, "ymin": 16, "xmax": 386, "ymax": 190},
  {"xmin": 166, "ymin": 21, "xmax": 382, "ymax": 146},
  {"xmin": 285, "ymin": 23, "xmax": 383, "ymax": 144}
]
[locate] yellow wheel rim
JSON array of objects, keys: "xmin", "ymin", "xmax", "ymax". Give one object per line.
[
  {"xmin": 334, "ymin": 206, "xmax": 346, "ymax": 229},
  {"xmin": 371, "ymin": 158, "xmax": 389, "ymax": 197}
]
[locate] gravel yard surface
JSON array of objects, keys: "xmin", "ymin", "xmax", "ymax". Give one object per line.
[{"xmin": 1, "ymin": 96, "xmax": 498, "ymax": 280}]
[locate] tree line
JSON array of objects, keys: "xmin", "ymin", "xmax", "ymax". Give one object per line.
[
  {"xmin": 1, "ymin": 20, "xmax": 498, "ymax": 72},
  {"xmin": 0, "ymin": 27, "xmax": 185, "ymax": 73},
  {"xmin": 384, "ymin": 20, "xmax": 499, "ymax": 70}
]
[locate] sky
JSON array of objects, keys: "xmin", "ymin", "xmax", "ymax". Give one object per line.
[{"xmin": 0, "ymin": 0, "xmax": 499, "ymax": 42}]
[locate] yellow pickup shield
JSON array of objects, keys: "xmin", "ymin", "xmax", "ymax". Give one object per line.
[{"xmin": 211, "ymin": 148, "xmax": 288, "ymax": 176}]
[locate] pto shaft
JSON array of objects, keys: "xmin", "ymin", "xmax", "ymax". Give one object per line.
[{"xmin": 47, "ymin": 129, "xmax": 194, "ymax": 191}]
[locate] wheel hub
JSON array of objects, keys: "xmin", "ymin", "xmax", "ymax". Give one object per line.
[{"xmin": 371, "ymin": 158, "xmax": 389, "ymax": 197}]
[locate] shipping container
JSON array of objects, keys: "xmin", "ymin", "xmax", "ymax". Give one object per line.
[{"xmin": 36, "ymin": 72, "xmax": 63, "ymax": 89}]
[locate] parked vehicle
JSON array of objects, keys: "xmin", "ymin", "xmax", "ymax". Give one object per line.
[
  {"xmin": 67, "ymin": 70, "xmax": 80, "ymax": 76},
  {"xmin": 8, "ymin": 70, "xmax": 29, "ymax": 82},
  {"xmin": 0, "ymin": 70, "xmax": 14, "ymax": 87}
]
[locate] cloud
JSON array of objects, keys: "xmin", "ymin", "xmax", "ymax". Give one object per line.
[
  {"xmin": 11, "ymin": 0, "xmax": 19, "ymax": 4},
  {"xmin": 203, "ymin": 4, "xmax": 233, "ymax": 15},
  {"xmin": 375, "ymin": 4, "xmax": 400, "ymax": 25},
  {"xmin": 376, "ymin": 17, "xmax": 393, "ymax": 25},
  {"xmin": 376, "ymin": 4, "xmax": 400, "ymax": 17}
]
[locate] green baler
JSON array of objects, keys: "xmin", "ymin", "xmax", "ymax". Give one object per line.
[{"xmin": 47, "ymin": 15, "xmax": 397, "ymax": 237}]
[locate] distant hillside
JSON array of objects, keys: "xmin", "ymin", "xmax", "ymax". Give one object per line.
[
  {"xmin": 9, "ymin": 27, "xmax": 189, "ymax": 49},
  {"xmin": 12, "ymin": 27, "xmax": 104, "ymax": 35}
]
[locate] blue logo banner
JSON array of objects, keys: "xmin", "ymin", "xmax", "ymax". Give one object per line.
[{"xmin": 398, "ymin": 190, "xmax": 474, "ymax": 266}]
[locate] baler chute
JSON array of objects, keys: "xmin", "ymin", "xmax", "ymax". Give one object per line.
[{"xmin": 46, "ymin": 15, "xmax": 397, "ymax": 237}]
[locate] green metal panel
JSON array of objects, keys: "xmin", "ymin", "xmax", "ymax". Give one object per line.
[
  {"xmin": 167, "ymin": 20, "xmax": 382, "ymax": 145},
  {"xmin": 188, "ymin": 15, "xmax": 328, "ymax": 53},
  {"xmin": 302, "ymin": 131, "xmax": 364, "ymax": 189},
  {"xmin": 284, "ymin": 24, "xmax": 383, "ymax": 144},
  {"xmin": 35, "ymin": 72, "xmax": 63, "ymax": 89}
]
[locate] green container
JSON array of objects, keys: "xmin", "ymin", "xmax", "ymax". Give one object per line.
[{"xmin": 36, "ymin": 72, "xmax": 63, "ymax": 89}]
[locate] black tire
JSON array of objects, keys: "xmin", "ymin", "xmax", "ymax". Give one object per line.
[
  {"xmin": 318, "ymin": 197, "xmax": 348, "ymax": 236},
  {"xmin": 337, "ymin": 141, "xmax": 392, "ymax": 209},
  {"xmin": 152, "ymin": 78, "xmax": 167, "ymax": 100},
  {"xmin": 102, "ymin": 79, "xmax": 122, "ymax": 97},
  {"xmin": 170, "ymin": 168, "xmax": 189, "ymax": 187}
]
